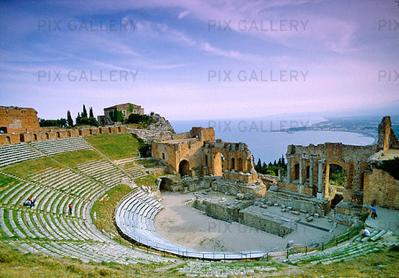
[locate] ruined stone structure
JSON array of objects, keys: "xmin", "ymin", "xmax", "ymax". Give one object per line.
[
  {"xmin": 0, "ymin": 105, "xmax": 129, "ymax": 145},
  {"xmin": 0, "ymin": 106, "xmax": 40, "ymax": 134},
  {"xmin": 364, "ymin": 116, "xmax": 399, "ymax": 209},
  {"xmin": 99, "ymin": 103, "xmax": 144, "ymax": 125},
  {"xmin": 0, "ymin": 125, "xmax": 128, "ymax": 145},
  {"xmin": 280, "ymin": 116, "xmax": 399, "ymax": 212},
  {"xmin": 152, "ymin": 127, "xmax": 258, "ymax": 184},
  {"xmin": 377, "ymin": 116, "xmax": 399, "ymax": 152},
  {"xmin": 285, "ymin": 143, "xmax": 376, "ymax": 205}
]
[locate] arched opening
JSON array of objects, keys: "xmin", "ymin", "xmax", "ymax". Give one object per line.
[
  {"xmin": 237, "ymin": 158, "xmax": 243, "ymax": 171},
  {"xmin": 159, "ymin": 177, "xmax": 173, "ymax": 191},
  {"xmin": 45, "ymin": 133, "xmax": 49, "ymax": 140},
  {"xmin": 89, "ymin": 129, "xmax": 93, "ymax": 135},
  {"xmin": 329, "ymin": 164, "xmax": 346, "ymax": 187},
  {"xmin": 294, "ymin": 163, "xmax": 300, "ymax": 180},
  {"xmin": 79, "ymin": 130, "xmax": 83, "ymax": 136},
  {"xmin": 99, "ymin": 128, "xmax": 102, "ymax": 134},
  {"xmin": 108, "ymin": 127, "xmax": 112, "ymax": 133},
  {"xmin": 33, "ymin": 134, "xmax": 38, "ymax": 141},
  {"xmin": 204, "ymin": 155, "xmax": 208, "ymax": 167},
  {"xmin": 118, "ymin": 127, "xmax": 121, "ymax": 133},
  {"xmin": 213, "ymin": 152, "xmax": 223, "ymax": 176},
  {"xmin": 19, "ymin": 134, "xmax": 25, "ymax": 142},
  {"xmin": 178, "ymin": 160, "xmax": 190, "ymax": 177},
  {"xmin": 56, "ymin": 132, "xmax": 61, "ymax": 138},
  {"xmin": 162, "ymin": 153, "xmax": 165, "ymax": 160},
  {"xmin": 6, "ymin": 136, "xmax": 11, "ymax": 144},
  {"xmin": 0, "ymin": 127, "xmax": 7, "ymax": 134},
  {"xmin": 331, "ymin": 193, "xmax": 344, "ymax": 209},
  {"xmin": 67, "ymin": 131, "xmax": 71, "ymax": 137},
  {"xmin": 231, "ymin": 158, "xmax": 235, "ymax": 170}
]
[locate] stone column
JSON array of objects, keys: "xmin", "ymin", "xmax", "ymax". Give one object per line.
[
  {"xmin": 278, "ymin": 168, "xmax": 282, "ymax": 181},
  {"xmin": 317, "ymin": 159, "xmax": 324, "ymax": 199},
  {"xmin": 298, "ymin": 156, "xmax": 305, "ymax": 193},
  {"xmin": 286, "ymin": 156, "xmax": 292, "ymax": 183},
  {"xmin": 299, "ymin": 157, "xmax": 304, "ymax": 185},
  {"xmin": 309, "ymin": 156, "xmax": 314, "ymax": 188}
]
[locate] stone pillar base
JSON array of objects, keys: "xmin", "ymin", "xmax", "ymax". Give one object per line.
[
  {"xmin": 298, "ymin": 185, "xmax": 304, "ymax": 194},
  {"xmin": 317, "ymin": 192, "xmax": 323, "ymax": 200}
]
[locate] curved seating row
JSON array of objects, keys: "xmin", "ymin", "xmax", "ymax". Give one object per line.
[
  {"xmin": 31, "ymin": 137, "xmax": 92, "ymax": 155},
  {"xmin": 0, "ymin": 137, "xmax": 94, "ymax": 168},
  {"xmin": 115, "ymin": 191, "xmax": 268, "ymax": 260},
  {"xmin": 0, "ymin": 143, "xmax": 44, "ymax": 168},
  {"xmin": 77, "ymin": 160, "xmax": 127, "ymax": 187}
]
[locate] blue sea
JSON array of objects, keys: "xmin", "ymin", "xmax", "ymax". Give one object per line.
[{"xmin": 171, "ymin": 117, "xmax": 375, "ymax": 163}]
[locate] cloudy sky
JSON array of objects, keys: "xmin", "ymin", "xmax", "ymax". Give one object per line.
[{"xmin": 0, "ymin": 0, "xmax": 398, "ymax": 120}]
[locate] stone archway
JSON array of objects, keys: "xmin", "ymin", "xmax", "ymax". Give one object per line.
[
  {"xmin": 331, "ymin": 193, "xmax": 344, "ymax": 209},
  {"xmin": 294, "ymin": 163, "xmax": 300, "ymax": 180},
  {"xmin": 178, "ymin": 160, "xmax": 190, "ymax": 177},
  {"xmin": 328, "ymin": 163, "xmax": 347, "ymax": 187},
  {"xmin": 237, "ymin": 158, "xmax": 243, "ymax": 171},
  {"xmin": 231, "ymin": 157, "xmax": 235, "ymax": 170},
  {"xmin": 213, "ymin": 152, "xmax": 223, "ymax": 176},
  {"xmin": 158, "ymin": 177, "xmax": 173, "ymax": 191}
]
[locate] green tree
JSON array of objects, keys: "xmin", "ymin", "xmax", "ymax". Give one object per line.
[
  {"xmin": 82, "ymin": 105, "xmax": 88, "ymax": 118},
  {"xmin": 67, "ymin": 110, "xmax": 73, "ymax": 127},
  {"xmin": 112, "ymin": 109, "xmax": 124, "ymax": 122},
  {"xmin": 89, "ymin": 107, "xmax": 94, "ymax": 118},
  {"xmin": 76, "ymin": 112, "xmax": 81, "ymax": 125},
  {"xmin": 256, "ymin": 158, "xmax": 262, "ymax": 172}
]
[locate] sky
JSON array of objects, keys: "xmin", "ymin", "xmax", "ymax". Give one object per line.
[{"xmin": 0, "ymin": 0, "xmax": 398, "ymax": 121}]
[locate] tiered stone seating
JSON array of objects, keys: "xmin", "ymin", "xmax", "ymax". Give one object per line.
[
  {"xmin": 29, "ymin": 168, "xmax": 106, "ymax": 202},
  {"xmin": 77, "ymin": 160, "xmax": 127, "ymax": 187},
  {"xmin": 0, "ymin": 143, "xmax": 44, "ymax": 168},
  {"xmin": 0, "ymin": 167, "xmax": 165, "ymax": 264},
  {"xmin": 287, "ymin": 240, "xmax": 382, "ymax": 265},
  {"xmin": 125, "ymin": 163, "xmax": 147, "ymax": 179},
  {"xmin": 115, "ymin": 190, "xmax": 268, "ymax": 260},
  {"xmin": 31, "ymin": 137, "xmax": 92, "ymax": 155}
]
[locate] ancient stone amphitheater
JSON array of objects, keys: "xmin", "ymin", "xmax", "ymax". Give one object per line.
[{"xmin": 0, "ymin": 135, "xmax": 397, "ymax": 276}]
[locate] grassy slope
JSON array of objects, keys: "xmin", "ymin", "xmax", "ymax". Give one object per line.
[
  {"xmin": 85, "ymin": 134, "xmax": 140, "ymax": 160},
  {"xmin": 298, "ymin": 248, "xmax": 399, "ymax": 277},
  {"xmin": 91, "ymin": 184, "xmax": 133, "ymax": 241},
  {"xmin": 0, "ymin": 241, "xmax": 174, "ymax": 278},
  {"xmin": 134, "ymin": 175, "xmax": 158, "ymax": 189},
  {"xmin": 0, "ymin": 173, "xmax": 17, "ymax": 189},
  {"xmin": 1, "ymin": 241, "xmax": 397, "ymax": 277}
]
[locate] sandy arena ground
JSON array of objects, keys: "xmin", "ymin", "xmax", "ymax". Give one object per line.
[{"xmin": 155, "ymin": 192, "xmax": 347, "ymax": 252}]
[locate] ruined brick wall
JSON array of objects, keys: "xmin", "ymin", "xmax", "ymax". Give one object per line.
[
  {"xmin": 190, "ymin": 127, "xmax": 215, "ymax": 142},
  {"xmin": 0, "ymin": 106, "xmax": 40, "ymax": 133},
  {"xmin": 285, "ymin": 143, "xmax": 376, "ymax": 204},
  {"xmin": 152, "ymin": 127, "xmax": 259, "ymax": 184},
  {"xmin": 0, "ymin": 125, "xmax": 129, "ymax": 145},
  {"xmin": 377, "ymin": 116, "xmax": 399, "ymax": 151},
  {"xmin": 364, "ymin": 168, "xmax": 399, "ymax": 209}
]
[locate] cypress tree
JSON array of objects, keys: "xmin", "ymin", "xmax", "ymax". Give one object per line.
[
  {"xmin": 67, "ymin": 110, "xmax": 73, "ymax": 127},
  {"xmin": 82, "ymin": 105, "xmax": 88, "ymax": 118},
  {"xmin": 76, "ymin": 112, "xmax": 81, "ymax": 125},
  {"xmin": 256, "ymin": 158, "xmax": 262, "ymax": 171}
]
